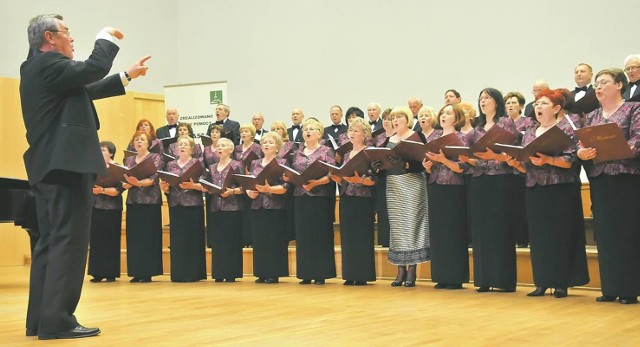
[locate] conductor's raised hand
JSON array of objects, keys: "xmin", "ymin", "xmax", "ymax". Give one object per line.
[
  {"xmin": 101, "ymin": 27, "xmax": 124, "ymax": 40},
  {"xmin": 127, "ymin": 55, "xmax": 151, "ymax": 79}
]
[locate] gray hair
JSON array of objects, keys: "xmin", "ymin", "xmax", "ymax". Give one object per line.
[
  {"xmin": 624, "ymin": 54, "xmax": 640, "ymax": 66},
  {"xmin": 28, "ymin": 14, "xmax": 62, "ymax": 50}
]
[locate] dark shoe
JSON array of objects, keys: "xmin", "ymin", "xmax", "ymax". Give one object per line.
[
  {"xmin": 38, "ymin": 325, "xmax": 100, "ymax": 340},
  {"xmin": 255, "ymin": 277, "xmax": 266, "ymax": 283},
  {"xmin": 129, "ymin": 277, "xmax": 140, "ymax": 283},
  {"xmin": 619, "ymin": 297, "xmax": 638, "ymax": 304},
  {"xmin": 299, "ymin": 279, "xmax": 312, "ymax": 285},
  {"xmin": 90, "ymin": 277, "xmax": 104, "ymax": 283},
  {"xmin": 354, "ymin": 281, "xmax": 367, "ymax": 286},
  {"xmin": 527, "ymin": 287, "xmax": 548, "ymax": 297},
  {"xmin": 343, "ymin": 280, "xmax": 354, "ymax": 286},
  {"xmin": 477, "ymin": 286, "xmax": 490, "ymax": 292},
  {"xmin": 314, "ymin": 279, "xmax": 325, "ymax": 285},
  {"xmin": 596, "ymin": 295, "xmax": 617, "ymax": 302},
  {"xmin": 434, "ymin": 283, "xmax": 447, "ymax": 289},
  {"xmin": 265, "ymin": 278, "xmax": 279, "ymax": 284},
  {"xmin": 225, "ymin": 278, "xmax": 236, "ymax": 283},
  {"xmin": 404, "ymin": 281, "xmax": 415, "ymax": 287},
  {"xmin": 446, "ymin": 284, "xmax": 463, "ymax": 290},
  {"xmin": 105, "ymin": 278, "xmax": 116, "ymax": 282},
  {"xmin": 214, "ymin": 278, "xmax": 224, "ymax": 283},
  {"xmin": 26, "ymin": 328, "xmax": 37, "ymax": 337},
  {"xmin": 138, "ymin": 277, "xmax": 151, "ymax": 283},
  {"xmin": 553, "ymin": 288, "xmax": 568, "ymax": 298},
  {"xmin": 391, "ymin": 280, "xmax": 404, "ymax": 287}
]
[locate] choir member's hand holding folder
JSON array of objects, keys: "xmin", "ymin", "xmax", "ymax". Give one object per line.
[
  {"xmin": 157, "ymin": 162, "xmax": 205, "ymax": 186},
  {"xmin": 102, "ymin": 154, "xmax": 158, "ymax": 186},
  {"xmin": 280, "ymin": 160, "xmax": 331, "ymax": 186},
  {"xmin": 442, "ymin": 125, "xmax": 517, "ymax": 159},
  {"xmin": 321, "ymin": 150, "xmax": 371, "ymax": 178},
  {"xmin": 574, "ymin": 121, "xmax": 635, "ymax": 164},
  {"xmin": 492, "ymin": 126, "xmax": 574, "ymax": 162},
  {"xmin": 233, "ymin": 159, "xmax": 285, "ymax": 191}
]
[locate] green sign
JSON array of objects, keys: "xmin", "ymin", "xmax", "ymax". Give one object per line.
[{"xmin": 210, "ymin": 90, "xmax": 224, "ymax": 104}]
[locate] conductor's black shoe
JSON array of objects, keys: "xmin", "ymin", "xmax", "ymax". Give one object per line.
[
  {"xmin": 619, "ymin": 297, "xmax": 638, "ymax": 304},
  {"xmin": 596, "ymin": 295, "xmax": 617, "ymax": 302},
  {"xmin": 26, "ymin": 328, "xmax": 37, "ymax": 337},
  {"xmin": 38, "ymin": 325, "xmax": 100, "ymax": 340}
]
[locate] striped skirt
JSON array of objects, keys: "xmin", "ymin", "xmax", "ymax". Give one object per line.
[{"xmin": 386, "ymin": 172, "xmax": 430, "ymax": 265}]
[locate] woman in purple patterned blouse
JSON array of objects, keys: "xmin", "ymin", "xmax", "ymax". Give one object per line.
[
  {"xmin": 460, "ymin": 88, "xmax": 518, "ymax": 293},
  {"xmin": 329, "ymin": 117, "xmax": 376, "ymax": 286},
  {"xmin": 200, "ymin": 138, "xmax": 245, "ymax": 282},
  {"xmin": 286, "ymin": 118, "xmax": 337, "ymax": 285},
  {"xmin": 88, "ymin": 141, "xmax": 124, "ymax": 283},
  {"xmin": 202, "ymin": 125, "xmax": 222, "ymax": 168},
  {"xmin": 159, "ymin": 135, "xmax": 206, "ymax": 282},
  {"xmin": 246, "ymin": 132, "xmax": 290, "ymax": 284},
  {"xmin": 577, "ymin": 68, "xmax": 640, "ymax": 304},
  {"xmin": 167, "ymin": 123, "xmax": 202, "ymax": 161},
  {"xmin": 235, "ymin": 123, "xmax": 263, "ymax": 247},
  {"xmin": 507, "ymin": 89, "xmax": 589, "ymax": 299},
  {"xmin": 423, "ymin": 104, "xmax": 470, "ymax": 290},
  {"xmin": 122, "ymin": 131, "xmax": 164, "ymax": 283},
  {"xmin": 272, "ymin": 121, "xmax": 297, "ymax": 242}
]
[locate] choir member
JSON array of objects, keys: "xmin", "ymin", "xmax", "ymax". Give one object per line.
[
  {"xmin": 373, "ymin": 108, "xmax": 393, "ymax": 247},
  {"xmin": 423, "ymin": 104, "xmax": 470, "ymax": 289},
  {"xmin": 159, "ymin": 135, "xmax": 207, "ymax": 282},
  {"xmin": 246, "ymin": 132, "xmax": 290, "ymax": 284},
  {"xmin": 126, "ymin": 119, "xmax": 163, "ymax": 154},
  {"xmin": 382, "ymin": 107, "xmax": 430, "ymax": 287},
  {"xmin": 461, "ymin": 88, "xmax": 518, "ymax": 293},
  {"xmin": 417, "ymin": 106, "xmax": 437, "ymax": 139},
  {"xmin": 458, "ymin": 102, "xmax": 476, "ymax": 136},
  {"xmin": 272, "ymin": 120, "xmax": 297, "ymax": 242},
  {"xmin": 167, "ymin": 123, "xmax": 202, "ymax": 160},
  {"xmin": 287, "ymin": 118, "xmax": 336, "ymax": 285},
  {"xmin": 202, "ymin": 138, "xmax": 244, "ymax": 282},
  {"xmin": 203, "ymin": 124, "xmax": 222, "ymax": 168},
  {"xmin": 122, "ymin": 131, "xmax": 164, "ymax": 283},
  {"xmin": 506, "ymin": 89, "xmax": 589, "ymax": 298},
  {"xmin": 444, "ymin": 89, "xmax": 462, "ymax": 105},
  {"xmin": 577, "ymin": 68, "xmax": 640, "ymax": 304},
  {"xmin": 329, "ymin": 117, "xmax": 376, "ymax": 285},
  {"xmin": 88, "ymin": 141, "xmax": 123, "ymax": 283},
  {"xmin": 235, "ymin": 123, "xmax": 262, "ymax": 247}
]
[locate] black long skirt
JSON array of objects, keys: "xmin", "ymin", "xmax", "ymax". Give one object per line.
[
  {"xmin": 373, "ymin": 175, "xmax": 390, "ymax": 247},
  {"xmin": 590, "ymin": 174, "xmax": 640, "ymax": 297},
  {"xmin": 340, "ymin": 195, "xmax": 376, "ymax": 282},
  {"xmin": 88, "ymin": 208, "xmax": 122, "ymax": 278},
  {"xmin": 169, "ymin": 206, "xmax": 207, "ymax": 282},
  {"xmin": 251, "ymin": 209, "xmax": 289, "ymax": 278},
  {"xmin": 428, "ymin": 183, "xmax": 469, "ymax": 284},
  {"xmin": 526, "ymin": 183, "xmax": 589, "ymax": 288},
  {"xmin": 294, "ymin": 195, "xmax": 336, "ymax": 280},
  {"xmin": 240, "ymin": 195, "xmax": 253, "ymax": 247},
  {"xmin": 208, "ymin": 210, "xmax": 243, "ymax": 280},
  {"xmin": 469, "ymin": 175, "xmax": 516, "ymax": 289},
  {"xmin": 126, "ymin": 204, "xmax": 163, "ymax": 277},
  {"xmin": 509, "ymin": 174, "xmax": 529, "ymax": 246}
]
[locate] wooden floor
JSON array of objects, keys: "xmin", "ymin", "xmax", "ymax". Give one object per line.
[{"xmin": 1, "ymin": 266, "xmax": 639, "ymax": 346}]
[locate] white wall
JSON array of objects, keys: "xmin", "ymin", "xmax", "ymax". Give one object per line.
[{"xmin": 2, "ymin": 0, "xmax": 636, "ymax": 127}]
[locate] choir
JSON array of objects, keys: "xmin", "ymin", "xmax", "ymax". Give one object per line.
[{"xmin": 88, "ymin": 65, "xmax": 640, "ymax": 305}]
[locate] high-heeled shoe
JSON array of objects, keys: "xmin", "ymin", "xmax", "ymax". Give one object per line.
[
  {"xmin": 477, "ymin": 286, "xmax": 490, "ymax": 292},
  {"xmin": 391, "ymin": 265, "xmax": 407, "ymax": 287},
  {"xmin": 404, "ymin": 264, "xmax": 417, "ymax": 288},
  {"xmin": 404, "ymin": 281, "xmax": 415, "ymax": 287},
  {"xmin": 391, "ymin": 280, "xmax": 404, "ymax": 287},
  {"xmin": 527, "ymin": 287, "xmax": 548, "ymax": 297},
  {"xmin": 553, "ymin": 288, "xmax": 567, "ymax": 298}
]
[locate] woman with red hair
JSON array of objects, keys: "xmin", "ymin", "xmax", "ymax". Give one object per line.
[
  {"xmin": 506, "ymin": 89, "xmax": 589, "ymax": 298},
  {"xmin": 126, "ymin": 119, "xmax": 164, "ymax": 154}
]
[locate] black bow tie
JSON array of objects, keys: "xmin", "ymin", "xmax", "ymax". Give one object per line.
[
  {"xmin": 575, "ymin": 86, "xmax": 588, "ymax": 93},
  {"xmin": 168, "ymin": 124, "xmax": 177, "ymax": 129},
  {"xmin": 332, "ymin": 124, "xmax": 340, "ymax": 129},
  {"xmin": 215, "ymin": 120, "xmax": 224, "ymax": 125},
  {"xmin": 369, "ymin": 120, "xmax": 377, "ymax": 125},
  {"xmin": 292, "ymin": 125, "xmax": 301, "ymax": 130},
  {"xmin": 629, "ymin": 80, "xmax": 640, "ymax": 87}
]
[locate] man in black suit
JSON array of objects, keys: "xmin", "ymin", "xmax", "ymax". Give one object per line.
[
  {"xmin": 156, "ymin": 107, "xmax": 180, "ymax": 139},
  {"xmin": 210, "ymin": 103, "xmax": 240, "ymax": 145},
  {"xmin": 367, "ymin": 102, "xmax": 383, "ymax": 131},
  {"xmin": 251, "ymin": 112, "xmax": 266, "ymax": 144},
  {"xmin": 624, "ymin": 54, "xmax": 640, "ymax": 101},
  {"xmin": 323, "ymin": 105, "xmax": 347, "ymax": 141},
  {"xmin": 523, "ymin": 79, "xmax": 549, "ymax": 117},
  {"xmin": 19, "ymin": 14, "xmax": 149, "ymax": 340},
  {"xmin": 572, "ymin": 63, "xmax": 594, "ymax": 102},
  {"xmin": 287, "ymin": 108, "xmax": 305, "ymax": 143},
  {"xmin": 407, "ymin": 97, "xmax": 423, "ymax": 131}
]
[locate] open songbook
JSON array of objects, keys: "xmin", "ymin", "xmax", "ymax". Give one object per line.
[
  {"xmin": 157, "ymin": 162, "xmax": 205, "ymax": 186},
  {"xmin": 574, "ymin": 122, "xmax": 635, "ymax": 164},
  {"xmin": 325, "ymin": 135, "xmax": 353, "ymax": 157},
  {"xmin": 158, "ymin": 136, "xmax": 178, "ymax": 149},
  {"xmin": 320, "ymin": 150, "xmax": 371, "ymax": 178},
  {"xmin": 279, "ymin": 160, "xmax": 331, "ymax": 186},
  {"xmin": 94, "ymin": 163, "xmax": 126, "ymax": 188},
  {"xmin": 363, "ymin": 131, "xmax": 423, "ymax": 170},
  {"xmin": 198, "ymin": 172, "xmax": 235, "ymax": 195},
  {"xmin": 96, "ymin": 154, "xmax": 158, "ymax": 186},
  {"xmin": 492, "ymin": 126, "xmax": 574, "ymax": 162},
  {"xmin": 233, "ymin": 159, "xmax": 285, "ymax": 191},
  {"xmin": 442, "ymin": 125, "xmax": 517, "ymax": 159},
  {"xmin": 393, "ymin": 132, "xmax": 464, "ymax": 162},
  {"xmin": 240, "ymin": 151, "xmax": 260, "ymax": 171}
]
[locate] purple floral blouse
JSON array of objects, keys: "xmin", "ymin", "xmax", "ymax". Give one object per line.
[
  {"xmin": 584, "ymin": 102, "xmax": 640, "ymax": 177},
  {"xmin": 277, "ymin": 141, "xmax": 299, "ymax": 166},
  {"xmin": 164, "ymin": 158, "xmax": 205, "ymax": 207},
  {"xmin": 202, "ymin": 145, "xmax": 220, "ymax": 168},
  {"xmin": 168, "ymin": 142, "xmax": 203, "ymax": 161},
  {"xmin": 234, "ymin": 143, "xmax": 263, "ymax": 174},
  {"xmin": 205, "ymin": 160, "xmax": 243, "ymax": 212},
  {"xmin": 338, "ymin": 150, "xmax": 373, "ymax": 198},
  {"xmin": 291, "ymin": 144, "xmax": 336, "ymax": 197},
  {"xmin": 93, "ymin": 186, "xmax": 124, "ymax": 210},
  {"xmin": 124, "ymin": 153, "xmax": 164, "ymax": 205},
  {"xmin": 249, "ymin": 157, "xmax": 288, "ymax": 209},
  {"xmin": 521, "ymin": 121, "xmax": 579, "ymax": 187},
  {"xmin": 470, "ymin": 117, "xmax": 518, "ymax": 177},
  {"xmin": 429, "ymin": 131, "xmax": 471, "ymax": 185}
]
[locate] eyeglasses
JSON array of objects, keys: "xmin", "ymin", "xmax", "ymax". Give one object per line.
[
  {"xmin": 478, "ymin": 96, "xmax": 493, "ymax": 102},
  {"xmin": 625, "ymin": 65, "xmax": 640, "ymax": 73},
  {"xmin": 50, "ymin": 29, "xmax": 71, "ymax": 37},
  {"xmin": 593, "ymin": 80, "xmax": 614, "ymax": 88},
  {"xmin": 533, "ymin": 101, "xmax": 552, "ymax": 107}
]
